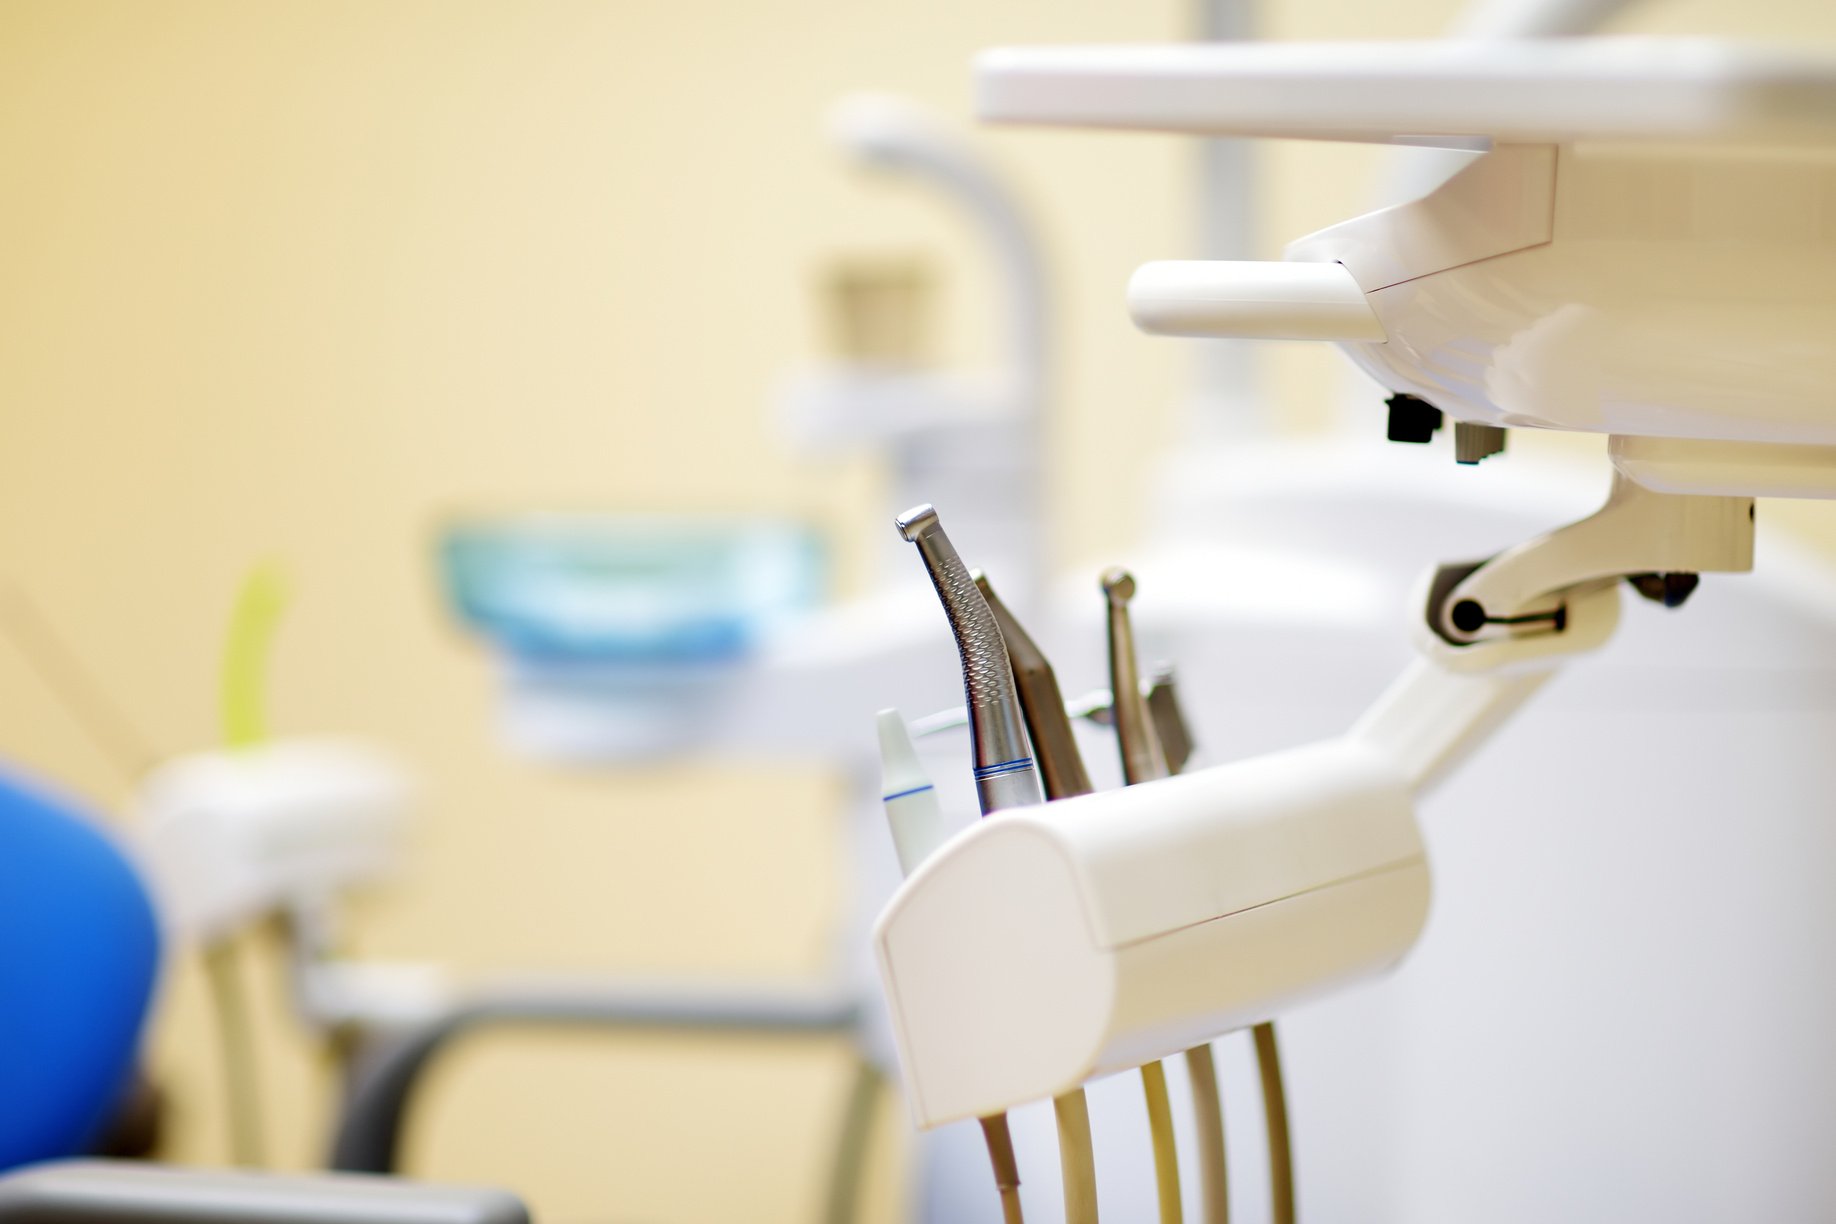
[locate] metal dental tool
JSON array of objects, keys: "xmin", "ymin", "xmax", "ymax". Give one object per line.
[
  {"xmin": 1102, "ymin": 569, "xmax": 1168, "ymax": 786},
  {"xmin": 1144, "ymin": 666, "xmax": 1193, "ymax": 777},
  {"xmin": 896, "ymin": 504, "xmax": 1042, "ymax": 814},
  {"xmin": 1149, "ymin": 664, "xmax": 1294, "ymax": 1224},
  {"xmin": 974, "ymin": 571, "xmax": 1100, "ymax": 1224},
  {"xmin": 973, "ymin": 573, "xmax": 1092, "ymax": 800},
  {"xmin": 896, "ymin": 503, "xmax": 1038, "ymax": 1224},
  {"xmin": 1103, "ymin": 570, "xmax": 1226, "ymax": 1224}
]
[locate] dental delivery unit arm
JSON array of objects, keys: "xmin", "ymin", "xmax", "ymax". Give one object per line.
[{"xmin": 875, "ymin": 35, "xmax": 1834, "ymax": 1129}]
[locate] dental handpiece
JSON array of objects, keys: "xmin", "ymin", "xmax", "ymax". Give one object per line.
[
  {"xmin": 896, "ymin": 505, "xmax": 1037, "ymax": 1224},
  {"xmin": 974, "ymin": 571, "xmax": 1101, "ymax": 1224},
  {"xmin": 896, "ymin": 504, "xmax": 1042, "ymax": 814},
  {"xmin": 974, "ymin": 570, "xmax": 1093, "ymax": 800},
  {"xmin": 1102, "ymin": 568, "xmax": 1169, "ymax": 786},
  {"xmin": 1104, "ymin": 571, "xmax": 1220, "ymax": 1224}
]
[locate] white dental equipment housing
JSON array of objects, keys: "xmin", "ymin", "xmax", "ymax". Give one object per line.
[
  {"xmin": 135, "ymin": 738, "xmax": 414, "ymax": 947},
  {"xmin": 878, "ymin": 739, "xmax": 1427, "ymax": 1127},
  {"xmin": 875, "ymin": 36, "xmax": 1836, "ymax": 1129}
]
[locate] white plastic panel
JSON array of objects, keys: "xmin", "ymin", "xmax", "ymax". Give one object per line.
[
  {"xmin": 134, "ymin": 739, "xmax": 413, "ymax": 944},
  {"xmin": 976, "ymin": 39, "xmax": 1836, "ymax": 145},
  {"xmin": 1319, "ymin": 142, "xmax": 1836, "ymax": 447},
  {"xmin": 874, "ymin": 737, "xmax": 1428, "ymax": 1127},
  {"xmin": 1611, "ymin": 435, "xmax": 1836, "ymax": 498},
  {"xmin": 1287, "ymin": 143, "xmax": 1555, "ymax": 291}
]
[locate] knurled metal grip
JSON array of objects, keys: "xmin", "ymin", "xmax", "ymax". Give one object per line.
[{"xmin": 896, "ymin": 505, "xmax": 1042, "ymax": 814}]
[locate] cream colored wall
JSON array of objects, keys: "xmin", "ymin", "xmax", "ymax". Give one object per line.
[
  {"xmin": 0, "ymin": 3, "xmax": 1188, "ymax": 1222},
  {"xmin": 8, "ymin": 3, "xmax": 1836, "ymax": 1223}
]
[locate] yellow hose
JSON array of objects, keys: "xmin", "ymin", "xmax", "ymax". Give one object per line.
[
  {"xmin": 201, "ymin": 940, "xmax": 265, "ymax": 1166},
  {"xmin": 1184, "ymin": 1044, "xmax": 1229, "ymax": 1223},
  {"xmin": 1140, "ymin": 1060, "xmax": 1183, "ymax": 1224},
  {"xmin": 204, "ymin": 563, "xmax": 290, "ymax": 1167},
  {"xmin": 979, "ymin": 1113, "xmax": 1027, "ymax": 1224},
  {"xmin": 1055, "ymin": 1090, "xmax": 1100, "ymax": 1224},
  {"xmin": 221, "ymin": 563, "xmax": 287, "ymax": 750},
  {"xmin": 1254, "ymin": 1023, "xmax": 1296, "ymax": 1224}
]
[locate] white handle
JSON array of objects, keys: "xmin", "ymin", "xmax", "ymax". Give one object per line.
[{"xmin": 1127, "ymin": 260, "xmax": 1385, "ymax": 342}]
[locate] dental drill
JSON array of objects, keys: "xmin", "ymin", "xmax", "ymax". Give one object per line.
[
  {"xmin": 1101, "ymin": 571, "xmax": 1220, "ymax": 1224},
  {"xmin": 971, "ymin": 572, "xmax": 1100, "ymax": 1224},
  {"xmin": 895, "ymin": 502, "xmax": 1040, "ymax": 1224},
  {"xmin": 895, "ymin": 504, "xmax": 1042, "ymax": 814}
]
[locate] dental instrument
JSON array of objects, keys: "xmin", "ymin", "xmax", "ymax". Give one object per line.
[
  {"xmin": 1102, "ymin": 570, "xmax": 1225, "ymax": 1224},
  {"xmin": 895, "ymin": 504, "xmax": 1041, "ymax": 814},
  {"xmin": 895, "ymin": 502, "xmax": 1041, "ymax": 1224},
  {"xmin": 1100, "ymin": 570, "xmax": 1166, "ymax": 788},
  {"xmin": 972, "ymin": 573, "xmax": 1091, "ymax": 800},
  {"xmin": 1143, "ymin": 667, "xmax": 1191, "ymax": 777},
  {"xmin": 876, "ymin": 708, "xmax": 951, "ymax": 877},
  {"xmin": 972, "ymin": 571, "xmax": 1099, "ymax": 1224},
  {"xmin": 1149, "ymin": 663, "xmax": 1293, "ymax": 1224}
]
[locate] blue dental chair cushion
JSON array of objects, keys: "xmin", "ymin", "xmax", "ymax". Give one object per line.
[{"xmin": 0, "ymin": 770, "xmax": 160, "ymax": 1169}]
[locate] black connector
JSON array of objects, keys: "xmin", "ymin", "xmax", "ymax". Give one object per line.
[
  {"xmin": 1385, "ymin": 394, "xmax": 1443, "ymax": 444},
  {"xmin": 1626, "ymin": 572, "xmax": 1701, "ymax": 609}
]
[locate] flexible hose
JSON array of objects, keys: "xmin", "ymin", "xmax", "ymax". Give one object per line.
[
  {"xmin": 203, "ymin": 563, "xmax": 289, "ymax": 1167},
  {"xmin": 1140, "ymin": 1060, "xmax": 1184, "ymax": 1224},
  {"xmin": 979, "ymin": 1113, "xmax": 1026, "ymax": 1224},
  {"xmin": 1054, "ymin": 1090, "xmax": 1100, "ymax": 1224},
  {"xmin": 201, "ymin": 940, "xmax": 266, "ymax": 1166},
  {"xmin": 1184, "ymin": 1044, "xmax": 1229, "ymax": 1223},
  {"xmin": 1253, "ymin": 1023, "xmax": 1295, "ymax": 1224},
  {"xmin": 221, "ymin": 565, "xmax": 287, "ymax": 751}
]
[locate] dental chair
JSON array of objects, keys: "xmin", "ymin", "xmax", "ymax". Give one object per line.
[
  {"xmin": 0, "ymin": 767, "xmax": 530, "ymax": 1224},
  {"xmin": 0, "ymin": 770, "xmax": 160, "ymax": 1171}
]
